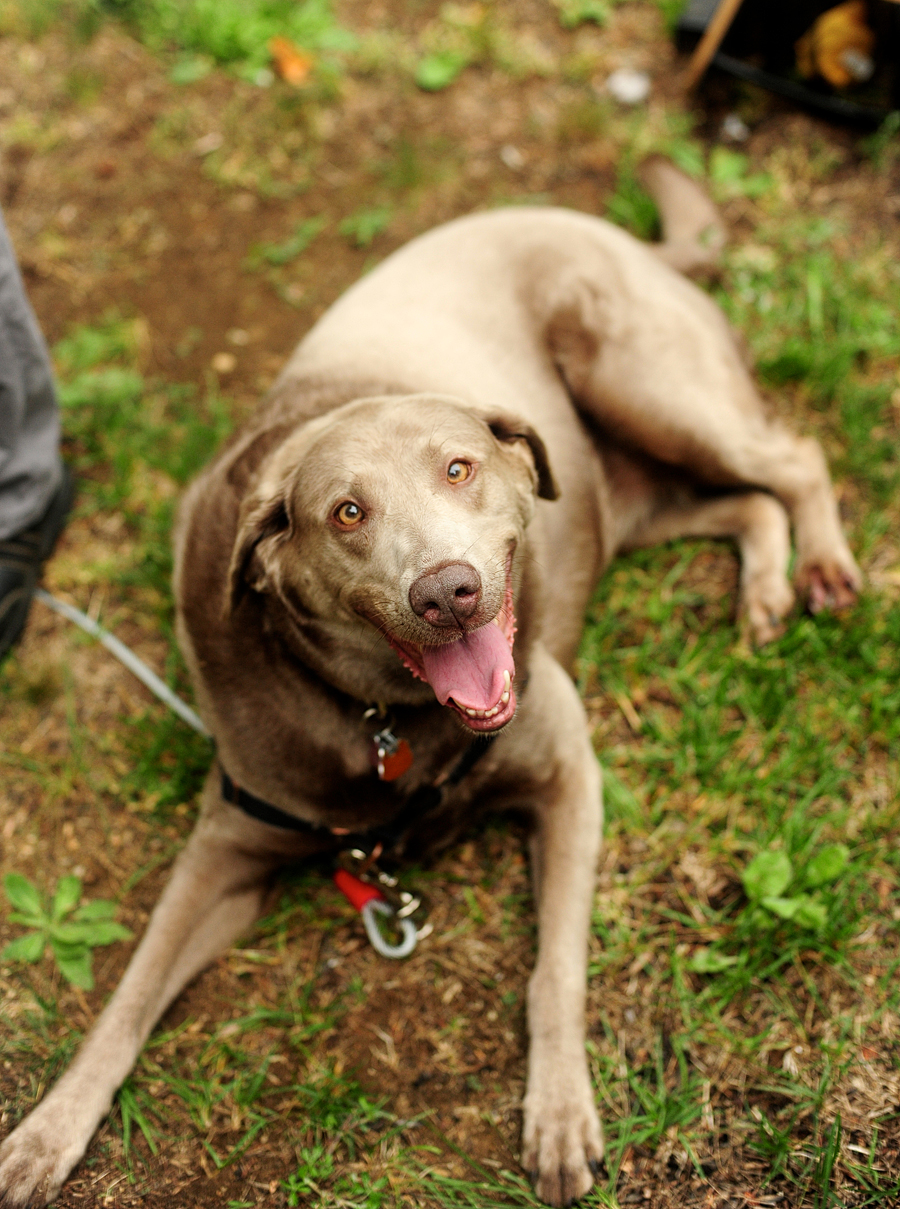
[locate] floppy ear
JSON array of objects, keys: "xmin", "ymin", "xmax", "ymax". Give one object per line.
[
  {"xmin": 225, "ymin": 489, "xmax": 291, "ymax": 614},
  {"xmin": 224, "ymin": 422, "xmax": 322, "ymax": 615},
  {"xmin": 485, "ymin": 413, "xmax": 560, "ymax": 501}
]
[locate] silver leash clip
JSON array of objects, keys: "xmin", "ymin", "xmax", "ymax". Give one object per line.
[
  {"xmin": 360, "ymin": 898, "xmax": 418, "ymax": 959},
  {"xmin": 333, "ymin": 862, "xmax": 427, "ymax": 960}
]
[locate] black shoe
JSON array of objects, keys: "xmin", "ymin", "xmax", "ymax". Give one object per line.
[{"xmin": 0, "ymin": 465, "xmax": 74, "ymax": 664}]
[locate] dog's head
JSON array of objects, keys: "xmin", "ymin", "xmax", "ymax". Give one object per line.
[{"xmin": 227, "ymin": 394, "xmax": 557, "ymax": 732}]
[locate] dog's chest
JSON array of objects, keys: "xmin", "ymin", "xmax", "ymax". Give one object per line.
[{"xmin": 266, "ymin": 705, "xmax": 478, "ymax": 834}]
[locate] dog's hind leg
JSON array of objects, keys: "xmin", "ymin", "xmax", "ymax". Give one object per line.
[
  {"xmin": 544, "ymin": 254, "xmax": 861, "ymax": 625},
  {"xmin": 625, "ymin": 487, "xmax": 795, "ymax": 644},
  {"xmin": 517, "ymin": 645, "xmax": 604, "ymax": 1208},
  {"xmin": 0, "ymin": 773, "xmax": 292, "ymax": 1209},
  {"xmin": 638, "ymin": 156, "xmax": 726, "ymax": 279}
]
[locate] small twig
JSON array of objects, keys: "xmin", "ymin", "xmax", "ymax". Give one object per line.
[{"xmin": 683, "ymin": 0, "xmax": 746, "ymax": 90}]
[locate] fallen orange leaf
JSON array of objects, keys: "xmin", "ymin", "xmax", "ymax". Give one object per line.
[{"xmin": 268, "ymin": 36, "xmax": 313, "ymax": 86}]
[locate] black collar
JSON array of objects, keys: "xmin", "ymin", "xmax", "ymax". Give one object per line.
[{"xmin": 220, "ymin": 735, "xmax": 496, "ymax": 856}]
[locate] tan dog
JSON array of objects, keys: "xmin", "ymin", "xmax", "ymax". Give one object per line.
[{"xmin": 0, "ymin": 162, "xmax": 859, "ymax": 1208}]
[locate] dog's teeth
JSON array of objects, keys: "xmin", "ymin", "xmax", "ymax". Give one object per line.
[
  {"xmin": 465, "ymin": 707, "xmax": 478, "ymax": 717},
  {"xmin": 500, "ymin": 670, "xmax": 511, "ymax": 705}
]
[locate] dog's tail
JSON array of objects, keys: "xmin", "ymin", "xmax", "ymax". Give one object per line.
[{"xmin": 638, "ymin": 155, "xmax": 726, "ymax": 278}]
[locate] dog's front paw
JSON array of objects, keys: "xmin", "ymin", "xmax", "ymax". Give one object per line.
[
  {"xmin": 0, "ymin": 1111, "xmax": 84, "ymax": 1208},
  {"xmin": 522, "ymin": 1081, "xmax": 604, "ymax": 1207}
]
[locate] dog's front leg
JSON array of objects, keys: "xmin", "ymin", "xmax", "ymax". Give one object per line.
[
  {"xmin": 520, "ymin": 651, "xmax": 603, "ymax": 1207},
  {"xmin": 0, "ymin": 777, "xmax": 288, "ymax": 1209}
]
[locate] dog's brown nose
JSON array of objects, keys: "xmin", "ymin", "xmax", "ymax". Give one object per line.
[{"xmin": 409, "ymin": 562, "xmax": 482, "ymax": 628}]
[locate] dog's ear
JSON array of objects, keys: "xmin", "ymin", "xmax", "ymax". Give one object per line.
[
  {"xmin": 485, "ymin": 413, "xmax": 559, "ymax": 501},
  {"xmin": 224, "ymin": 423, "xmax": 321, "ymax": 615},
  {"xmin": 226, "ymin": 489, "xmax": 291, "ymax": 614}
]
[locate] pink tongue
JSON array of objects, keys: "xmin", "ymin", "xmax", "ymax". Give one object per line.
[{"xmin": 420, "ymin": 622, "xmax": 515, "ymax": 711}]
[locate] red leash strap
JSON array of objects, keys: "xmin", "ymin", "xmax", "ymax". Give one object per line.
[
  {"xmin": 332, "ymin": 868, "xmax": 417, "ymax": 959},
  {"xmin": 333, "ymin": 867, "xmax": 383, "ymax": 911}
]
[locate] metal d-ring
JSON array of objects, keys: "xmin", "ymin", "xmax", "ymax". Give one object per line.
[{"xmin": 360, "ymin": 898, "xmax": 418, "ymax": 959}]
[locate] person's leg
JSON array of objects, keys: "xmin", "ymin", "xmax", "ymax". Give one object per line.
[{"xmin": 0, "ymin": 208, "xmax": 71, "ymax": 661}]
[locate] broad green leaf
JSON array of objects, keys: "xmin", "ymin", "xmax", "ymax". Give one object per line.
[
  {"xmin": 74, "ymin": 899, "xmax": 118, "ymax": 922},
  {"xmin": 51, "ymin": 922, "xmax": 97, "ymax": 944},
  {"xmin": 795, "ymin": 898, "xmax": 829, "ymax": 932},
  {"xmin": 415, "ymin": 50, "xmax": 468, "ymax": 92},
  {"xmin": 3, "ymin": 873, "xmax": 44, "ymax": 917},
  {"xmin": 2, "ymin": 931, "xmax": 46, "ymax": 963},
  {"xmin": 8, "ymin": 912, "xmax": 46, "ymax": 927},
  {"xmin": 53, "ymin": 948, "xmax": 94, "ymax": 990},
  {"xmin": 50, "ymin": 937, "xmax": 90, "ymax": 959},
  {"xmin": 761, "ymin": 893, "xmax": 829, "ymax": 932},
  {"xmin": 52, "ymin": 875, "xmax": 82, "ymax": 921},
  {"xmin": 77, "ymin": 921, "xmax": 133, "ymax": 947},
  {"xmin": 53, "ymin": 919, "xmax": 132, "ymax": 947},
  {"xmin": 688, "ymin": 948, "xmax": 738, "ymax": 973},
  {"xmin": 743, "ymin": 851, "xmax": 792, "ymax": 902},
  {"xmin": 805, "ymin": 844, "xmax": 849, "ymax": 889},
  {"xmin": 761, "ymin": 895, "xmax": 803, "ymax": 920}
]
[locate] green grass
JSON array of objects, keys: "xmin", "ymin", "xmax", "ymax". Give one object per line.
[
  {"xmin": 105, "ymin": 0, "xmax": 356, "ymax": 79},
  {"xmin": 245, "ymin": 215, "xmax": 326, "ymax": 267},
  {"xmin": 21, "ymin": 202, "xmax": 900, "ymax": 1205},
  {"xmin": 56, "ymin": 313, "xmax": 232, "ymax": 604},
  {"xmin": 50, "ymin": 315, "xmax": 225, "ymax": 809},
  {"xmin": 2, "ymin": 5, "xmax": 900, "ymax": 1203},
  {"xmin": 576, "ymin": 143, "xmax": 900, "ymax": 1202},
  {"xmin": 338, "ymin": 205, "xmax": 393, "ymax": 248}
]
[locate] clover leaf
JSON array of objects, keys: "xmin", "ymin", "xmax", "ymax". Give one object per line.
[{"xmin": 742, "ymin": 850, "xmax": 793, "ymax": 901}]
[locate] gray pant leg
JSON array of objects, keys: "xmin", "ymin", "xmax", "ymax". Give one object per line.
[{"xmin": 0, "ymin": 209, "xmax": 61, "ymax": 541}]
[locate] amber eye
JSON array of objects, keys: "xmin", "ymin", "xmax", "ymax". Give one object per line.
[
  {"xmin": 334, "ymin": 501, "xmax": 365, "ymax": 526},
  {"xmin": 447, "ymin": 460, "xmax": 471, "ymax": 484}
]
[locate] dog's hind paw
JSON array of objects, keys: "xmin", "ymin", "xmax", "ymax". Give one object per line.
[
  {"xmin": 798, "ymin": 558, "xmax": 862, "ymax": 615},
  {"xmin": 522, "ymin": 1087, "xmax": 604, "ymax": 1207}
]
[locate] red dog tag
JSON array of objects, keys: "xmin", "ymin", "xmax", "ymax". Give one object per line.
[{"xmin": 370, "ymin": 728, "xmax": 413, "ymax": 781}]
